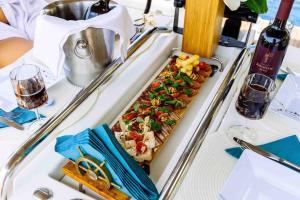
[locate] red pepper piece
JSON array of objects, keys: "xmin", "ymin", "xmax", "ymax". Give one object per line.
[
  {"xmin": 125, "ymin": 113, "xmax": 137, "ymax": 121},
  {"xmin": 151, "ymin": 81, "xmax": 160, "ymax": 89}
]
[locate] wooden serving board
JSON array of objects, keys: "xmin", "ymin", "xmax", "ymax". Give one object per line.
[{"xmin": 110, "ymin": 52, "xmax": 213, "ymax": 164}]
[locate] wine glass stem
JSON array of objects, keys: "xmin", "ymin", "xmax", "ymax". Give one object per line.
[{"xmin": 35, "ymin": 109, "xmax": 41, "ymax": 121}]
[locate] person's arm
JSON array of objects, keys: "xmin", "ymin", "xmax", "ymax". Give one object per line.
[
  {"xmin": 0, "ymin": 37, "xmax": 33, "ymax": 68},
  {"xmin": 0, "ymin": 8, "xmax": 8, "ymax": 24}
]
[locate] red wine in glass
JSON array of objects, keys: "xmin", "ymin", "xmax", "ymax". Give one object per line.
[
  {"xmin": 10, "ymin": 65, "xmax": 48, "ymax": 121},
  {"xmin": 236, "ymin": 73, "xmax": 276, "ymax": 120}
]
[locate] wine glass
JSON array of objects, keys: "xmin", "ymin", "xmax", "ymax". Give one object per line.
[
  {"xmin": 9, "ymin": 64, "xmax": 48, "ymax": 124},
  {"xmin": 227, "ymin": 73, "xmax": 276, "ymax": 144}
]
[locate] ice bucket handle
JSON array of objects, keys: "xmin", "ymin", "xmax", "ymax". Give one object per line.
[{"xmin": 74, "ymin": 39, "xmax": 93, "ymax": 59}]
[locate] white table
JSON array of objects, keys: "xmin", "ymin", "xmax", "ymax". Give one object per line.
[
  {"xmin": 174, "ymin": 47, "xmax": 300, "ymax": 200},
  {"xmin": 1, "ymin": 2, "xmax": 299, "ymax": 199}
]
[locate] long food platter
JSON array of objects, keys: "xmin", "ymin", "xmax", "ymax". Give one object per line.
[{"xmin": 110, "ymin": 52, "xmax": 214, "ymax": 172}]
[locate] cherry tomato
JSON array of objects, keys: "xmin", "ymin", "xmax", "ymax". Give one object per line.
[
  {"xmin": 155, "ymin": 111, "xmax": 162, "ymax": 118},
  {"xmin": 128, "ymin": 131, "xmax": 144, "ymax": 141},
  {"xmin": 136, "ymin": 141, "xmax": 148, "ymax": 154},
  {"xmin": 125, "ymin": 113, "xmax": 137, "ymax": 121},
  {"xmin": 171, "ymin": 93, "xmax": 180, "ymax": 98},
  {"xmin": 198, "ymin": 62, "xmax": 207, "ymax": 69},
  {"xmin": 151, "ymin": 81, "xmax": 160, "ymax": 89}
]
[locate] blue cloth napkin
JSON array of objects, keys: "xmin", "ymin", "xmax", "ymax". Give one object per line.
[
  {"xmin": 277, "ymin": 73, "xmax": 288, "ymax": 81},
  {"xmin": 55, "ymin": 124, "xmax": 159, "ymax": 200},
  {"xmin": 0, "ymin": 107, "xmax": 40, "ymax": 128},
  {"xmin": 225, "ymin": 135, "xmax": 300, "ymax": 166}
]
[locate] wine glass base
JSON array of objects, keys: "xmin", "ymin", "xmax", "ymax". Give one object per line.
[
  {"xmin": 226, "ymin": 125, "xmax": 258, "ymax": 145},
  {"xmin": 26, "ymin": 117, "xmax": 47, "ymax": 130}
]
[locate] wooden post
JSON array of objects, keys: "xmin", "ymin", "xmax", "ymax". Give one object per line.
[{"xmin": 182, "ymin": 0, "xmax": 225, "ymax": 58}]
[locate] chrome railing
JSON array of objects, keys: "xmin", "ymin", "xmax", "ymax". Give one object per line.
[
  {"xmin": 159, "ymin": 47, "xmax": 250, "ymax": 200},
  {"xmin": 0, "ymin": 27, "xmax": 160, "ymax": 200}
]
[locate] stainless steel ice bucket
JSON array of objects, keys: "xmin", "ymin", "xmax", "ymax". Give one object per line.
[{"xmin": 42, "ymin": 0, "xmax": 115, "ymax": 87}]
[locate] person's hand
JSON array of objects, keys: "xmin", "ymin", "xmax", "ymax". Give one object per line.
[{"xmin": 223, "ymin": 0, "xmax": 247, "ymax": 11}]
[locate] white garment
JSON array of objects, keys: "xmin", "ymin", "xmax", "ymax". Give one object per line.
[
  {"xmin": 0, "ymin": 0, "xmax": 47, "ymax": 40},
  {"xmin": 33, "ymin": 4, "xmax": 135, "ymax": 76}
]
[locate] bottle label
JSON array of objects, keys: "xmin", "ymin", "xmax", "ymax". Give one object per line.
[{"xmin": 249, "ymin": 43, "xmax": 286, "ymax": 79}]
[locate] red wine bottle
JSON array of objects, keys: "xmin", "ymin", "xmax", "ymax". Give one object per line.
[{"xmin": 249, "ymin": 0, "xmax": 294, "ymax": 79}]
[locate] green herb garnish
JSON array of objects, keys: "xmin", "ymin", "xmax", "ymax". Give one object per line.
[
  {"xmin": 124, "ymin": 120, "xmax": 130, "ymax": 125},
  {"xmin": 163, "ymin": 85, "xmax": 170, "ymax": 94},
  {"xmin": 172, "ymin": 82, "xmax": 179, "ymax": 89},
  {"xmin": 150, "ymin": 107, "xmax": 155, "ymax": 116},
  {"xmin": 165, "ymin": 100, "xmax": 184, "ymax": 108},
  {"xmin": 136, "ymin": 116, "xmax": 144, "ymax": 123},
  {"xmin": 127, "ymin": 125, "xmax": 132, "ymax": 131},
  {"xmin": 140, "ymin": 104, "xmax": 147, "ymax": 109},
  {"xmin": 158, "ymin": 106, "xmax": 170, "ymax": 113},
  {"xmin": 150, "ymin": 119, "xmax": 162, "ymax": 132},
  {"xmin": 149, "ymin": 92, "xmax": 156, "ymax": 100},
  {"xmin": 158, "ymin": 94, "xmax": 167, "ymax": 101},
  {"xmin": 165, "ymin": 79, "xmax": 173, "ymax": 85},
  {"xmin": 183, "ymin": 88, "xmax": 192, "ymax": 96},
  {"xmin": 133, "ymin": 103, "xmax": 140, "ymax": 112},
  {"xmin": 175, "ymin": 71, "xmax": 181, "ymax": 80},
  {"xmin": 179, "ymin": 82, "xmax": 186, "ymax": 87},
  {"xmin": 165, "ymin": 119, "xmax": 176, "ymax": 126},
  {"xmin": 181, "ymin": 74, "xmax": 193, "ymax": 85}
]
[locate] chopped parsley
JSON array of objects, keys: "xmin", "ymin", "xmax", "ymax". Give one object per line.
[
  {"xmin": 172, "ymin": 82, "xmax": 179, "ymax": 89},
  {"xmin": 165, "ymin": 119, "xmax": 176, "ymax": 126},
  {"xmin": 158, "ymin": 94, "xmax": 167, "ymax": 101},
  {"xmin": 127, "ymin": 125, "xmax": 132, "ymax": 131},
  {"xmin": 149, "ymin": 92, "xmax": 156, "ymax": 100},
  {"xmin": 158, "ymin": 106, "xmax": 170, "ymax": 113},
  {"xmin": 165, "ymin": 79, "xmax": 173, "ymax": 85},
  {"xmin": 133, "ymin": 103, "xmax": 140, "ymax": 112},
  {"xmin": 183, "ymin": 88, "xmax": 192, "ymax": 96},
  {"xmin": 150, "ymin": 119, "xmax": 162, "ymax": 132}
]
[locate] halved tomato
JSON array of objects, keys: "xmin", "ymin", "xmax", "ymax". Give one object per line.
[
  {"xmin": 151, "ymin": 81, "xmax": 160, "ymax": 89},
  {"xmin": 128, "ymin": 131, "xmax": 144, "ymax": 141},
  {"xmin": 136, "ymin": 141, "xmax": 148, "ymax": 154},
  {"xmin": 155, "ymin": 111, "xmax": 162, "ymax": 118},
  {"xmin": 171, "ymin": 93, "xmax": 180, "ymax": 98},
  {"xmin": 198, "ymin": 61, "xmax": 207, "ymax": 69}
]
